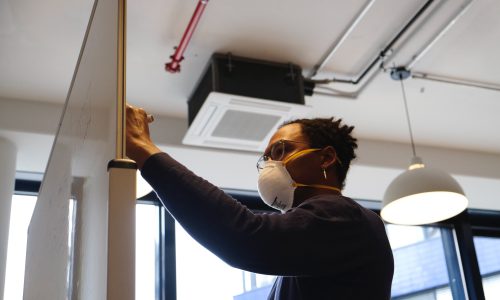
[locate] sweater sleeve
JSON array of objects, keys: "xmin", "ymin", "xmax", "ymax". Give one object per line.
[{"xmin": 141, "ymin": 152, "xmax": 388, "ymax": 276}]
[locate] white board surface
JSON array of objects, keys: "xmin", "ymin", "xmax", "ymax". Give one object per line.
[{"xmin": 23, "ymin": 0, "xmax": 127, "ymax": 299}]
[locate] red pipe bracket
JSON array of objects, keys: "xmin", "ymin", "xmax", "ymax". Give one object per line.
[{"xmin": 165, "ymin": 0, "xmax": 209, "ymax": 73}]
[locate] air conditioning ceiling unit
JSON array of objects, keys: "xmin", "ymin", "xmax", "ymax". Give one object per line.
[{"xmin": 183, "ymin": 53, "xmax": 312, "ymax": 152}]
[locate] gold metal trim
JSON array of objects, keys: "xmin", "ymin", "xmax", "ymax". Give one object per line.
[{"xmin": 116, "ymin": 0, "xmax": 127, "ymax": 159}]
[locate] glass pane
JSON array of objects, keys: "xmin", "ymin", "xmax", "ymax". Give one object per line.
[
  {"xmin": 4, "ymin": 196, "xmax": 159, "ymax": 300},
  {"xmin": 3, "ymin": 194, "xmax": 37, "ymax": 300},
  {"xmin": 174, "ymin": 220, "xmax": 466, "ymax": 300},
  {"xmin": 136, "ymin": 203, "xmax": 160, "ymax": 300},
  {"xmin": 473, "ymin": 236, "xmax": 500, "ymax": 299},
  {"xmin": 386, "ymin": 224, "xmax": 461, "ymax": 300},
  {"xmin": 175, "ymin": 222, "xmax": 276, "ymax": 300}
]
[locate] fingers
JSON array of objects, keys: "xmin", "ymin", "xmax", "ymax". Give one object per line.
[
  {"xmin": 127, "ymin": 103, "xmax": 145, "ymax": 117},
  {"xmin": 127, "ymin": 104, "xmax": 153, "ymax": 124},
  {"xmin": 127, "ymin": 106, "xmax": 153, "ymax": 122},
  {"xmin": 125, "ymin": 103, "xmax": 161, "ymax": 168},
  {"xmin": 126, "ymin": 103, "xmax": 143, "ymax": 118}
]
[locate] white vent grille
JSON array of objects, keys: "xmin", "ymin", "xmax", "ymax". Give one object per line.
[
  {"xmin": 182, "ymin": 92, "xmax": 312, "ymax": 152},
  {"xmin": 211, "ymin": 110, "xmax": 281, "ymax": 141}
]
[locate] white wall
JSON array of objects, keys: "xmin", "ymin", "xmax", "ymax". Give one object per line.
[
  {"xmin": 2, "ymin": 97, "xmax": 500, "ymax": 210},
  {"xmin": 146, "ymin": 108, "xmax": 500, "ymax": 211}
]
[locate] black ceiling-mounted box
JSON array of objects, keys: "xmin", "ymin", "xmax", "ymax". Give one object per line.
[{"xmin": 187, "ymin": 53, "xmax": 305, "ymax": 124}]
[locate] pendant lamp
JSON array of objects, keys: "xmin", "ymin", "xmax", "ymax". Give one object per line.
[{"xmin": 381, "ymin": 67, "xmax": 468, "ymax": 225}]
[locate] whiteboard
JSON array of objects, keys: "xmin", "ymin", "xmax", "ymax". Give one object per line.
[{"xmin": 23, "ymin": 0, "xmax": 134, "ymax": 299}]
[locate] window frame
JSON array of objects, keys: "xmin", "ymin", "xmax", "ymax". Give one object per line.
[
  {"xmin": 14, "ymin": 179, "xmax": 41, "ymax": 196},
  {"xmin": 14, "ymin": 181, "xmax": 500, "ymax": 300}
]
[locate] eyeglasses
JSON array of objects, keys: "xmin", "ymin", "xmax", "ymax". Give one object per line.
[{"xmin": 256, "ymin": 139, "xmax": 310, "ymax": 171}]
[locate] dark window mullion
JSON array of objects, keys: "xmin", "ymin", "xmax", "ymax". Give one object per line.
[
  {"xmin": 452, "ymin": 211, "xmax": 486, "ymax": 300},
  {"xmin": 440, "ymin": 227, "xmax": 466, "ymax": 300},
  {"xmin": 159, "ymin": 206, "xmax": 176, "ymax": 300},
  {"xmin": 14, "ymin": 179, "xmax": 40, "ymax": 194}
]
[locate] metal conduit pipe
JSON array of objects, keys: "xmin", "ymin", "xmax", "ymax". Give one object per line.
[
  {"xmin": 411, "ymin": 72, "xmax": 500, "ymax": 92},
  {"xmin": 312, "ymin": 90, "xmax": 357, "ymax": 100},
  {"xmin": 406, "ymin": 0, "xmax": 475, "ymax": 70},
  {"xmin": 391, "ymin": 0, "xmax": 500, "ymax": 94},
  {"xmin": 313, "ymin": 0, "xmax": 500, "ymax": 97},
  {"xmin": 309, "ymin": 0, "xmax": 435, "ymax": 86},
  {"xmin": 307, "ymin": 0, "xmax": 377, "ymax": 79}
]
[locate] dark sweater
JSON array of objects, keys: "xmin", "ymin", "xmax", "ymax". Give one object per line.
[{"xmin": 142, "ymin": 152, "xmax": 394, "ymax": 299}]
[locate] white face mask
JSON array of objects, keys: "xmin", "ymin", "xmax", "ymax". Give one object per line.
[
  {"xmin": 257, "ymin": 149, "xmax": 340, "ymax": 212},
  {"xmin": 257, "ymin": 160, "xmax": 297, "ymax": 212}
]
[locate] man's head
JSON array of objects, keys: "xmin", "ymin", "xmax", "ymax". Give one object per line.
[
  {"xmin": 257, "ymin": 117, "xmax": 357, "ymax": 210},
  {"xmin": 275, "ymin": 117, "xmax": 357, "ymax": 189}
]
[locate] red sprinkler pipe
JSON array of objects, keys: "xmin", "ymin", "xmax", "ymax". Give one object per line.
[{"xmin": 165, "ymin": 0, "xmax": 209, "ymax": 73}]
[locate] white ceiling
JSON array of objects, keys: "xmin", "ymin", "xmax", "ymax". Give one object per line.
[{"xmin": 1, "ymin": 0, "xmax": 499, "ymax": 162}]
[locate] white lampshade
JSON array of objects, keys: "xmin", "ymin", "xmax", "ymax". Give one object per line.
[
  {"xmin": 136, "ymin": 170, "xmax": 153, "ymax": 199},
  {"xmin": 381, "ymin": 157, "xmax": 468, "ymax": 225}
]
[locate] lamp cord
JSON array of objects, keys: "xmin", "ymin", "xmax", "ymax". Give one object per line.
[{"xmin": 399, "ymin": 76, "xmax": 417, "ymax": 157}]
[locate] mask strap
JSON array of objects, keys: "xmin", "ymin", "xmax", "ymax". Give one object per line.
[
  {"xmin": 283, "ymin": 148, "xmax": 321, "ymax": 165},
  {"xmin": 284, "ymin": 148, "xmax": 341, "ymax": 193},
  {"xmin": 293, "ymin": 183, "xmax": 341, "ymax": 193}
]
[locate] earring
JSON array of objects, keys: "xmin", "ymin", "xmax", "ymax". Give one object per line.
[{"xmin": 322, "ymin": 168, "xmax": 327, "ymax": 180}]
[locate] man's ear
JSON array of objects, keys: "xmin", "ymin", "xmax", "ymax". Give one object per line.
[{"xmin": 320, "ymin": 146, "xmax": 338, "ymax": 169}]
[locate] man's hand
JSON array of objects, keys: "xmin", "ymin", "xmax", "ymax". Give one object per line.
[{"xmin": 126, "ymin": 104, "xmax": 161, "ymax": 169}]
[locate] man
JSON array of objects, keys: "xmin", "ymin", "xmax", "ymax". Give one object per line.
[{"xmin": 126, "ymin": 104, "xmax": 394, "ymax": 299}]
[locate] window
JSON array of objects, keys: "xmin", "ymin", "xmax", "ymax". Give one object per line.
[
  {"xmin": 175, "ymin": 222, "xmax": 276, "ymax": 300},
  {"xmin": 171, "ymin": 200, "xmax": 473, "ymax": 300},
  {"xmin": 3, "ymin": 194, "xmax": 37, "ymax": 300},
  {"xmin": 136, "ymin": 203, "xmax": 161, "ymax": 300},
  {"xmin": 8, "ymin": 184, "xmax": 500, "ymax": 300},
  {"xmin": 473, "ymin": 236, "xmax": 500, "ymax": 299},
  {"xmin": 4, "ymin": 183, "xmax": 162, "ymax": 300},
  {"xmin": 387, "ymin": 224, "xmax": 463, "ymax": 299}
]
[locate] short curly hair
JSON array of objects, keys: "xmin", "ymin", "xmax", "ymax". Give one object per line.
[{"xmin": 281, "ymin": 117, "xmax": 358, "ymax": 188}]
